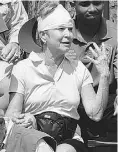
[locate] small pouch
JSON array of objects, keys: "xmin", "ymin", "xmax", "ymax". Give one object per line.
[{"xmin": 35, "ymin": 111, "xmax": 77, "ymax": 143}]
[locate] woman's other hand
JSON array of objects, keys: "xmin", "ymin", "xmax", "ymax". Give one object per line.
[
  {"xmin": 86, "ymin": 42, "xmax": 110, "ymax": 76},
  {"xmin": 12, "ymin": 112, "xmax": 37, "ymax": 129},
  {"xmin": 12, "ymin": 112, "xmax": 25, "ymax": 125}
]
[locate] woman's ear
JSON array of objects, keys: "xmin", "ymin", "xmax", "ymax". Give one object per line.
[{"xmin": 39, "ymin": 31, "xmax": 47, "ymax": 44}]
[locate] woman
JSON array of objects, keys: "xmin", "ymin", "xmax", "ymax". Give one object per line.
[{"xmin": 6, "ymin": 1, "xmax": 110, "ymax": 152}]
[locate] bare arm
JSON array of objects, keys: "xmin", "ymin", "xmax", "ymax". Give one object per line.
[
  {"xmin": 5, "ymin": 92, "xmax": 24, "ymax": 117},
  {"xmin": 0, "ymin": 62, "xmax": 13, "ymax": 111},
  {"xmin": 81, "ymin": 43, "xmax": 110, "ymax": 121},
  {"xmin": 0, "ymin": 77, "xmax": 10, "ymax": 111},
  {"xmin": 5, "ymin": 92, "xmax": 37, "ymax": 128},
  {"xmin": 81, "ymin": 78, "xmax": 109, "ymax": 121}
]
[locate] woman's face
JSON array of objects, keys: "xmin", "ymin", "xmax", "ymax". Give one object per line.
[{"xmin": 45, "ymin": 26, "xmax": 73, "ymax": 55}]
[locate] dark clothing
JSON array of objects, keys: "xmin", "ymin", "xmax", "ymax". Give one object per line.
[
  {"xmin": 35, "ymin": 111, "xmax": 88, "ymax": 152},
  {"xmin": 71, "ymin": 17, "xmax": 117, "ymax": 141},
  {"xmin": 35, "ymin": 111, "xmax": 77, "ymax": 144}
]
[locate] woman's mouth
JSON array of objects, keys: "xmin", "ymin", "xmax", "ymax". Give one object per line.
[{"xmin": 62, "ymin": 42, "xmax": 70, "ymax": 45}]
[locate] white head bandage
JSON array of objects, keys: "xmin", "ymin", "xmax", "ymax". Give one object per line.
[{"xmin": 37, "ymin": 4, "xmax": 73, "ymax": 32}]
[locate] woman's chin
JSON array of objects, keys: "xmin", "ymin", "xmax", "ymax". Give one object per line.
[
  {"xmin": 63, "ymin": 46, "xmax": 71, "ymax": 52},
  {"xmin": 58, "ymin": 46, "xmax": 71, "ymax": 55},
  {"xmin": 62, "ymin": 49, "xmax": 70, "ymax": 54}
]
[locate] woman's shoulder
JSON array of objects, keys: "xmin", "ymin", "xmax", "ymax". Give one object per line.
[
  {"xmin": 65, "ymin": 59, "xmax": 93, "ymax": 84},
  {"xmin": 65, "ymin": 58, "xmax": 89, "ymax": 77},
  {"xmin": 13, "ymin": 58, "xmax": 30, "ymax": 70},
  {"xmin": 11, "ymin": 59, "xmax": 31, "ymax": 78}
]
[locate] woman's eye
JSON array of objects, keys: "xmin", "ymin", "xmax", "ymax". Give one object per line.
[
  {"xmin": 68, "ymin": 27, "xmax": 73, "ymax": 32},
  {"xmin": 58, "ymin": 27, "xmax": 65, "ymax": 31},
  {"xmin": 56, "ymin": 27, "xmax": 73, "ymax": 33}
]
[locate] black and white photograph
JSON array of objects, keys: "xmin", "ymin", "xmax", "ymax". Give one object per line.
[{"xmin": 0, "ymin": 1, "xmax": 117, "ymax": 152}]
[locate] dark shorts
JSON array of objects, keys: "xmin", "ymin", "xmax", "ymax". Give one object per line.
[
  {"xmin": 35, "ymin": 111, "xmax": 77, "ymax": 143},
  {"xmin": 34, "ymin": 111, "xmax": 88, "ymax": 152}
]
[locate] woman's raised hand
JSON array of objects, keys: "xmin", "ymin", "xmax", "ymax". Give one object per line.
[{"xmin": 86, "ymin": 42, "xmax": 110, "ymax": 76}]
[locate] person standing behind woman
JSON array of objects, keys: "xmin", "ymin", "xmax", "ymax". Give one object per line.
[
  {"xmin": 0, "ymin": 0, "xmax": 28, "ymax": 111},
  {"xmin": 67, "ymin": 1, "xmax": 117, "ymax": 140},
  {"xmin": 6, "ymin": 1, "xmax": 110, "ymax": 152}
]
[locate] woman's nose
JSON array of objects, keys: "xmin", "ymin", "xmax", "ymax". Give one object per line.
[
  {"xmin": 64, "ymin": 29, "xmax": 69, "ymax": 37},
  {"xmin": 64, "ymin": 28, "xmax": 71, "ymax": 37}
]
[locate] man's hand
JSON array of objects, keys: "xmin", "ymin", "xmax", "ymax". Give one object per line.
[{"xmin": 0, "ymin": 42, "xmax": 20, "ymax": 63}]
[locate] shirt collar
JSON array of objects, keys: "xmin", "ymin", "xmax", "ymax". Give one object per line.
[
  {"xmin": 29, "ymin": 51, "xmax": 44, "ymax": 63},
  {"xmin": 73, "ymin": 17, "xmax": 112, "ymax": 44},
  {"xmin": 29, "ymin": 51, "xmax": 66, "ymax": 67}
]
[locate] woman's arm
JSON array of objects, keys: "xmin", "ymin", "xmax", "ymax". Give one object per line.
[
  {"xmin": 81, "ymin": 43, "xmax": 110, "ymax": 121},
  {"xmin": 5, "ymin": 92, "xmax": 37, "ymax": 128},
  {"xmin": 5, "ymin": 92, "xmax": 23, "ymax": 117},
  {"xmin": 0, "ymin": 77, "xmax": 10, "ymax": 111},
  {"xmin": 5, "ymin": 92, "xmax": 26, "ymax": 125},
  {"xmin": 81, "ymin": 81, "xmax": 109, "ymax": 121}
]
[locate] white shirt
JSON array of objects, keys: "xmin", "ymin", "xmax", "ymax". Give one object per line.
[
  {"xmin": 10, "ymin": 51, "xmax": 93, "ymax": 120},
  {"xmin": 0, "ymin": 0, "xmax": 28, "ymax": 43},
  {"xmin": 0, "ymin": 61, "xmax": 13, "ymax": 82}
]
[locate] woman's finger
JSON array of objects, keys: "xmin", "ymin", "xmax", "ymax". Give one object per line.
[
  {"xmin": 17, "ymin": 113, "xmax": 25, "ymax": 119},
  {"xmin": 89, "ymin": 46, "xmax": 98, "ymax": 58},
  {"xmin": 93, "ymin": 42, "xmax": 101, "ymax": 54},
  {"xmin": 12, "ymin": 117, "xmax": 25, "ymax": 124},
  {"xmin": 101, "ymin": 43, "xmax": 106, "ymax": 56},
  {"xmin": 19, "ymin": 122, "xmax": 32, "ymax": 128},
  {"xmin": 85, "ymin": 55, "xmax": 95, "ymax": 63}
]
